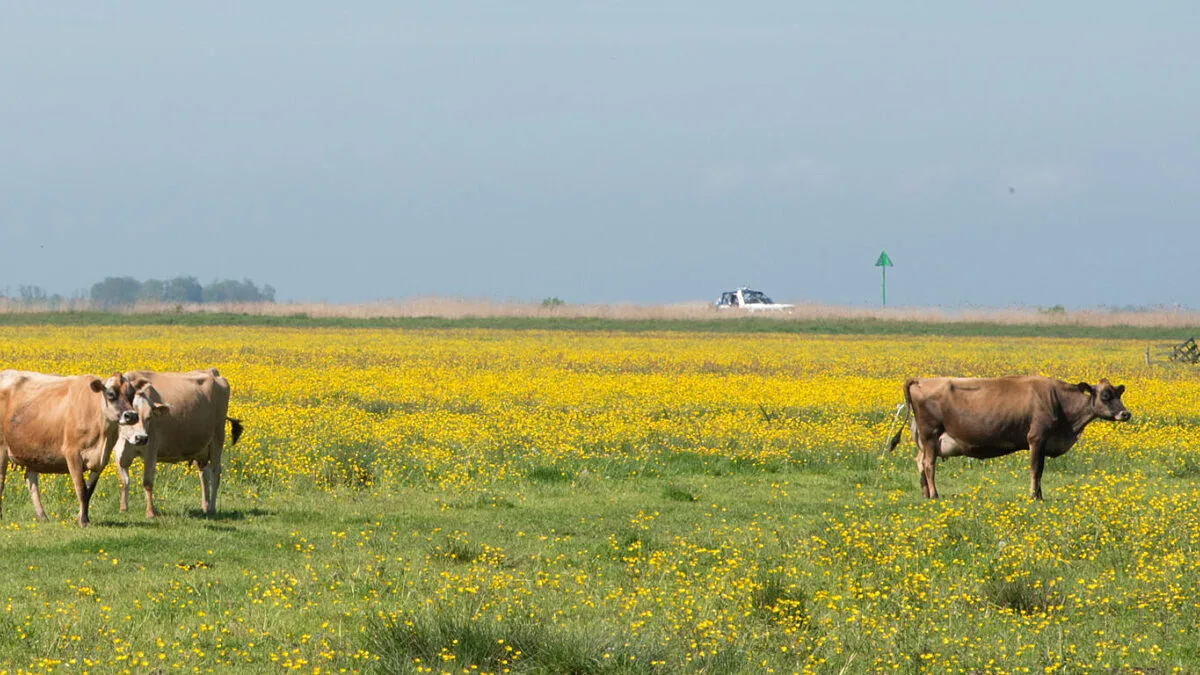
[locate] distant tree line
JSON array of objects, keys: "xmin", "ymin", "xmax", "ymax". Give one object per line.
[
  {"xmin": 2, "ymin": 277, "xmax": 278, "ymax": 308},
  {"xmin": 0, "ymin": 285, "xmax": 83, "ymax": 309},
  {"xmin": 89, "ymin": 276, "xmax": 276, "ymax": 307}
]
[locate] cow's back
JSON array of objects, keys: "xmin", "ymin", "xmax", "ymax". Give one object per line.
[
  {"xmin": 0, "ymin": 369, "xmax": 66, "ymax": 410},
  {"xmin": 126, "ymin": 369, "xmax": 229, "ymax": 461},
  {"xmin": 0, "ymin": 371, "xmax": 107, "ymax": 470},
  {"xmin": 910, "ymin": 376, "xmax": 1055, "ymax": 449},
  {"xmin": 1, "ymin": 370, "xmax": 77, "ymax": 436},
  {"xmin": 0, "ymin": 371, "xmax": 65, "ymax": 445},
  {"xmin": 912, "ymin": 376, "xmax": 1048, "ymax": 412}
]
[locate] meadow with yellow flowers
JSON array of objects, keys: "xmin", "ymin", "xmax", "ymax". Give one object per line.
[{"xmin": 0, "ymin": 324, "xmax": 1197, "ymax": 674}]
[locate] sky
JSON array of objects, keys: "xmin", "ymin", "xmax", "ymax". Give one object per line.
[{"xmin": 3, "ymin": 2, "xmax": 1198, "ymax": 307}]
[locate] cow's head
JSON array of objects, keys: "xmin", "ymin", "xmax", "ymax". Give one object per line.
[
  {"xmin": 1076, "ymin": 379, "xmax": 1132, "ymax": 422},
  {"xmin": 122, "ymin": 382, "xmax": 170, "ymax": 447},
  {"xmin": 89, "ymin": 373, "xmax": 139, "ymax": 426}
]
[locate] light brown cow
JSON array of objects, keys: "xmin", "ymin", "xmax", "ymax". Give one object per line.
[
  {"xmin": 0, "ymin": 370, "xmax": 140, "ymax": 526},
  {"xmin": 115, "ymin": 369, "xmax": 242, "ymax": 517},
  {"xmin": 885, "ymin": 376, "xmax": 1131, "ymax": 500}
]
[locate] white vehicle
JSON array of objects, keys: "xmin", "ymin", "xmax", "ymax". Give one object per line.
[{"xmin": 714, "ymin": 287, "xmax": 794, "ymax": 312}]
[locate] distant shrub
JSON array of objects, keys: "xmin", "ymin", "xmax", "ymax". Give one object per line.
[
  {"xmin": 526, "ymin": 465, "xmax": 571, "ymax": 483},
  {"xmin": 752, "ymin": 576, "xmax": 809, "ymax": 627},
  {"xmin": 983, "ymin": 572, "xmax": 1062, "ymax": 614},
  {"xmin": 541, "ymin": 296, "xmax": 566, "ymax": 308},
  {"xmin": 661, "ymin": 483, "xmax": 698, "ymax": 502}
]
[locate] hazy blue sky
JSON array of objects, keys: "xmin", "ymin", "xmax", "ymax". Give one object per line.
[{"xmin": 3, "ymin": 3, "xmax": 1198, "ymax": 307}]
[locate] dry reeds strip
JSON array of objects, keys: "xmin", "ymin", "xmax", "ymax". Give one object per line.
[{"xmin": 2, "ymin": 297, "xmax": 1199, "ymax": 328}]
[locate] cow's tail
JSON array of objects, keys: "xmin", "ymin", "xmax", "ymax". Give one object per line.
[
  {"xmin": 227, "ymin": 417, "xmax": 244, "ymax": 446},
  {"xmin": 883, "ymin": 379, "xmax": 917, "ymax": 454}
]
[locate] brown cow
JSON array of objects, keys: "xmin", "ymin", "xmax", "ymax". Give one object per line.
[
  {"xmin": 885, "ymin": 376, "xmax": 1131, "ymax": 500},
  {"xmin": 112, "ymin": 383, "xmax": 171, "ymax": 517},
  {"xmin": 0, "ymin": 370, "xmax": 140, "ymax": 525},
  {"xmin": 115, "ymin": 369, "xmax": 242, "ymax": 517}
]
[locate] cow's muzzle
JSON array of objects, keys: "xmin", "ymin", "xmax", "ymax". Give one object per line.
[
  {"xmin": 120, "ymin": 411, "xmax": 139, "ymax": 425},
  {"xmin": 129, "ymin": 433, "xmax": 149, "ymax": 446},
  {"xmin": 1115, "ymin": 411, "xmax": 1132, "ymax": 422}
]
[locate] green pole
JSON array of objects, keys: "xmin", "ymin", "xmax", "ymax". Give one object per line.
[{"xmin": 874, "ymin": 250, "xmax": 893, "ymax": 308}]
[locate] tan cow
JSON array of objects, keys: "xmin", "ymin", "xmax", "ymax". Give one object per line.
[
  {"xmin": 0, "ymin": 370, "xmax": 140, "ymax": 526},
  {"xmin": 115, "ymin": 369, "xmax": 242, "ymax": 517},
  {"xmin": 886, "ymin": 376, "xmax": 1131, "ymax": 500}
]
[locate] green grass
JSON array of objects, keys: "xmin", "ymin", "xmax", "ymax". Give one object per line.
[
  {"xmin": 660, "ymin": 483, "xmax": 700, "ymax": 502},
  {"xmin": 0, "ymin": 447, "xmax": 1195, "ymax": 673},
  {"xmin": 2, "ymin": 310, "xmax": 1200, "ymax": 339}
]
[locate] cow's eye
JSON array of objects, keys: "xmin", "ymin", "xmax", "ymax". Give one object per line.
[
  {"xmin": 1101, "ymin": 391, "xmax": 1111, "ymax": 401},
  {"xmin": 105, "ymin": 390, "xmax": 117, "ymax": 401}
]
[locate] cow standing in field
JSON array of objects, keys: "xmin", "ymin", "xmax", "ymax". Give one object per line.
[
  {"xmin": 885, "ymin": 376, "xmax": 1132, "ymax": 500},
  {"xmin": 115, "ymin": 369, "xmax": 242, "ymax": 517},
  {"xmin": 0, "ymin": 371, "xmax": 141, "ymax": 526}
]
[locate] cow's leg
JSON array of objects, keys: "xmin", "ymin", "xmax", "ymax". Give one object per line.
[
  {"xmin": 116, "ymin": 460, "xmax": 131, "ymax": 513},
  {"xmin": 142, "ymin": 450, "xmax": 158, "ymax": 519},
  {"xmin": 196, "ymin": 459, "xmax": 212, "ymax": 515},
  {"xmin": 1029, "ymin": 435, "xmax": 1046, "ymax": 501},
  {"xmin": 916, "ymin": 456, "xmax": 929, "ymax": 497},
  {"xmin": 65, "ymin": 451, "xmax": 91, "ymax": 526},
  {"xmin": 209, "ymin": 459, "xmax": 222, "ymax": 515},
  {"xmin": 210, "ymin": 426, "xmax": 227, "ymax": 516},
  {"xmin": 916, "ymin": 429, "xmax": 940, "ymax": 499},
  {"xmin": 25, "ymin": 471, "xmax": 48, "ymax": 522},
  {"xmin": 915, "ymin": 450, "xmax": 929, "ymax": 498},
  {"xmin": 84, "ymin": 468, "xmax": 102, "ymax": 501},
  {"xmin": 909, "ymin": 419, "xmax": 930, "ymax": 497},
  {"xmin": 922, "ymin": 452, "xmax": 939, "ymax": 499}
]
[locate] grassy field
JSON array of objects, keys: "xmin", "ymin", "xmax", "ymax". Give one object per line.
[
  {"xmin": 3, "ymin": 309, "xmax": 1200, "ymax": 341},
  {"xmin": 0, "ymin": 326, "xmax": 1197, "ymax": 674}
]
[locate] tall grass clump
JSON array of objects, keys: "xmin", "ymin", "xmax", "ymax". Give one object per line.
[{"xmin": 366, "ymin": 611, "xmax": 665, "ymax": 675}]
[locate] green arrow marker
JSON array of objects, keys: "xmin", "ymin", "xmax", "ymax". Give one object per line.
[{"xmin": 874, "ymin": 250, "xmax": 894, "ymax": 307}]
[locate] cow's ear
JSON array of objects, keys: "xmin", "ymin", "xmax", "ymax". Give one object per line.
[
  {"xmin": 130, "ymin": 376, "xmax": 151, "ymax": 393},
  {"xmin": 1116, "ymin": 384, "xmax": 1125, "ymax": 397},
  {"xmin": 89, "ymin": 378, "xmax": 105, "ymax": 393},
  {"xmin": 1076, "ymin": 382, "xmax": 1093, "ymax": 395},
  {"xmin": 152, "ymin": 402, "xmax": 170, "ymax": 417}
]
